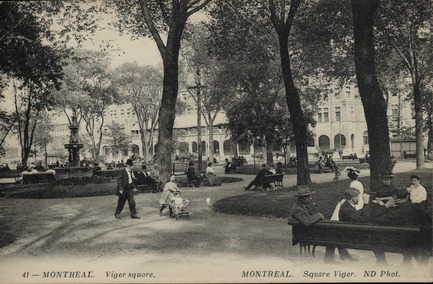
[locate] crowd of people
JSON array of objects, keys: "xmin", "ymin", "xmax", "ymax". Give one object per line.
[{"xmin": 290, "ymin": 167, "xmax": 430, "ymax": 265}]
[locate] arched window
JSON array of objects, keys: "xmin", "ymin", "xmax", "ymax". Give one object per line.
[
  {"xmin": 318, "ymin": 135, "xmax": 330, "ymax": 150},
  {"xmin": 201, "ymin": 141, "xmax": 206, "ymax": 155},
  {"xmin": 131, "ymin": 144, "xmax": 139, "ymax": 154},
  {"xmin": 334, "ymin": 134, "xmax": 346, "ymax": 149},
  {"xmin": 192, "ymin": 141, "xmax": 198, "ymax": 153},
  {"xmin": 350, "ymin": 134, "xmax": 355, "ymax": 150},
  {"xmin": 363, "ymin": 131, "xmax": 369, "ymax": 145},
  {"xmin": 213, "ymin": 141, "xmax": 220, "ymax": 154},
  {"xmin": 223, "ymin": 140, "xmax": 231, "ymax": 154},
  {"xmin": 307, "ymin": 136, "xmax": 315, "ymax": 147}
]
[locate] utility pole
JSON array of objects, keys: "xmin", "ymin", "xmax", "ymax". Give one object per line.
[
  {"xmin": 188, "ymin": 67, "xmax": 203, "ymax": 171},
  {"xmin": 196, "ymin": 68, "xmax": 202, "ymax": 171}
]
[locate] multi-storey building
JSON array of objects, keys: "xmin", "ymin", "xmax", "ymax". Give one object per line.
[{"xmin": 1, "ymin": 83, "xmax": 419, "ymax": 166}]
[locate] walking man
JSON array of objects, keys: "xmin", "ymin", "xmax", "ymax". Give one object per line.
[{"xmin": 115, "ymin": 159, "xmax": 140, "ymax": 219}]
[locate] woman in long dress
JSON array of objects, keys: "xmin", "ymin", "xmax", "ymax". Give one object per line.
[
  {"xmin": 205, "ymin": 163, "xmax": 221, "ymax": 186},
  {"xmin": 159, "ymin": 175, "xmax": 179, "ymax": 217}
]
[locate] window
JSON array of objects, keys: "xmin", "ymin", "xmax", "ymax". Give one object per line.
[
  {"xmin": 335, "ymin": 93, "xmax": 340, "ymax": 99},
  {"xmin": 363, "ymin": 131, "xmax": 368, "ymax": 145},
  {"xmin": 335, "ymin": 107, "xmax": 341, "ymax": 122},
  {"xmin": 317, "ymin": 112, "xmax": 322, "ymax": 123},
  {"xmin": 323, "ymin": 108, "xmax": 329, "ymax": 122}
]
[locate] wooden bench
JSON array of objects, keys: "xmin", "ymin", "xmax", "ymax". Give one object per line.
[
  {"xmin": 254, "ymin": 174, "xmax": 284, "ymax": 190},
  {"xmin": 22, "ymin": 172, "xmax": 56, "ymax": 184},
  {"xmin": 403, "ymin": 151, "xmax": 416, "ymax": 159},
  {"xmin": 341, "ymin": 154, "xmax": 358, "ymax": 161},
  {"xmin": 287, "ymin": 219, "xmax": 432, "ymax": 261}
]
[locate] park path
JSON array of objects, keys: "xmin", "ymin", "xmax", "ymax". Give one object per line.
[{"xmin": 0, "ymin": 162, "xmax": 431, "ymax": 283}]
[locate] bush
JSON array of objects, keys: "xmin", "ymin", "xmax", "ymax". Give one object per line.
[{"xmin": 50, "ymin": 176, "xmax": 111, "ymax": 186}]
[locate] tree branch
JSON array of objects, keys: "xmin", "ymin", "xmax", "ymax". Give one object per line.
[
  {"xmin": 187, "ymin": 0, "xmax": 211, "ymax": 17},
  {"xmin": 138, "ymin": 0, "xmax": 167, "ymax": 58}
]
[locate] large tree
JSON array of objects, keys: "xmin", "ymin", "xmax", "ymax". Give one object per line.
[
  {"xmin": 12, "ymin": 46, "xmax": 63, "ymax": 167},
  {"xmin": 110, "ymin": 0, "xmax": 211, "ymax": 181},
  {"xmin": 113, "ymin": 63, "xmax": 163, "ymax": 162},
  {"xmin": 180, "ymin": 23, "xmax": 228, "ymax": 162},
  {"xmin": 375, "ymin": 0, "xmax": 433, "ymax": 169},
  {"xmin": 351, "ymin": 0, "xmax": 392, "ymax": 190}
]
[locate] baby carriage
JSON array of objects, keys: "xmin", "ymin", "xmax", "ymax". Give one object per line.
[{"xmin": 170, "ymin": 191, "xmax": 190, "ymax": 220}]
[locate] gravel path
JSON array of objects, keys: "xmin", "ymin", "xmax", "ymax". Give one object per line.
[{"xmin": 0, "ymin": 162, "xmax": 431, "ymax": 283}]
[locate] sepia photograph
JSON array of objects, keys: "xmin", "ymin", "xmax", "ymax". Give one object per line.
[{"xmin": 0, "ymin": 0, "xmax": 432, "ymax": 283}]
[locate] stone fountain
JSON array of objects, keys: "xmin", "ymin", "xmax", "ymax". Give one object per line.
[{"xmin": 64, "ymin": 113, "xmax": 83, "ymax": 167}]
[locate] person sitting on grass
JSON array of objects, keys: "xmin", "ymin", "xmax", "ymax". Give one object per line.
[{"xmin": 244, "ymin": 164, "xmax": 271, "ymax": 191}]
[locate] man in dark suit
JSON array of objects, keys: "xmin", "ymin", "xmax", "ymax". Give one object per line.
[
  {"xmin": 368, "ymin": 186, "xmax": 430, "ymax": 264},
  {"xmin": 244, "ymin": 164, "xmax": 271, "ymax": 190},
  {"xmin": 115, "ymin": 159, "xmax": 140, "ymax": 219}
]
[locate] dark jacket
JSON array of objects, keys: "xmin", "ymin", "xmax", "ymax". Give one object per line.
[
  {"xmin": 371, "ymin": 200, "xmax": 429, "ymax": 226},
  {"xmin": 116, "ymin": 168, "xmax": 135, "ymax": 195},
  {"xmin": 290, "ymin": 200, "xmax": 323, "ymax": 226},
  {"xmin": 339, "ymin": 201, "xmax": 369, "ymax": 223},
  {"xmin": 254, "ymin": 168, "xmax": 271, "ymax": 184},
  {"xmin": 186, "ymin": 166, "xmax": 198, "ymax": 181}
]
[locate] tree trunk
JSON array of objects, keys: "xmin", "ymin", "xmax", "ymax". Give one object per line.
[
  {"xmin": 351, "ymin": 0, "xmax": 392, "ymax": 192},
  {"xmin": 427, "ymin": 104, "xmax": 433, "ymax": 155},
  {"xmin": 158, "ymin": 48, "xmax": 183, "ymax": 182},
  {"xmin": 277, "ymin": 32, "xmax": 311, "ymax": 185},
  {"xmin": 413, "ymin": 82, "xmax": 425, "ymax": 169}
]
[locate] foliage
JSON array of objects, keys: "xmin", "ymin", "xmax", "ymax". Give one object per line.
[
  {"xmin": 109, "ymin": 0, "xmax": 211, "ymax": 182},
  {"xmin": 54, "ymin": 50, "xmax": 122, "ymax": 160},
  {"xmin": 375, "ymin": 0, "xmax": 433, "ymax": 168},
  {"xmin": 112, "ymin": 62, "xmax": 162, "ymax": 162},
  {"xmin": 105, "ymin": 122, "xmax": 131, "ymax": 157}
]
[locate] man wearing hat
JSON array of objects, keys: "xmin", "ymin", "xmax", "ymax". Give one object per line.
[
  {"xmin": 115, "ymin": 158, "xmax": 140, "ymax": 219},
  {"xmin": 375, "ymin": 171, "xmax": 394, "ymax": 198},
  {"xmin": 290, "ymin": 185, "xmax": 324, "ymax": 226}
]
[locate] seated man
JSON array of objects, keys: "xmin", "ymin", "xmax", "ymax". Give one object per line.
[
  {"xmin": 290, "ymin": 185, "xmax": 324, "ymax": 226},
  {"xmin": 326, "ymin": 188, "xmax": 367, "ymax": 262},
  {"xmin": 369, "ymin": 186, "xmax": 431, "ymax": 265},
  {"xmin": 149, "ymin": 164, "xmax": 162, "ymax": 193},
  {"xmin": 244, "ymin": 164, "xmax": 271, "ymax": 191},
  {"xmin": 186, "ymin": 161, "xmax": 201, "ymax": 187},
  {"xmin": 224, "ymin": 158, "xmax": 232, "ymax": 174}
]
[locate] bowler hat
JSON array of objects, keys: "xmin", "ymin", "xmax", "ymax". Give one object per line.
[
  {"xmin": 126, "ymin": 159, "xmax": 134, "ymax": 166},
  {"xmin": 381, "ymin": 172, "xmax": 394, "ymax": 178},
  {"xmin": 294, "ymin": 185, "xmax": 315, "ymax": 197}
]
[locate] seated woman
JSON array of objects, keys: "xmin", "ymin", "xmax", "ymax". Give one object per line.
[{"xmin": 205, "ymin": 162, "xmax": 221, "ymax": 186}]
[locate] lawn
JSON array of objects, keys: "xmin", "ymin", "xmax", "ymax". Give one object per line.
[
  {"xmin": 213, "ymin": 169, "xmax": 432, "ymax": 219},
  {"xmin": 233, "ymin": 162, "xmax": 370, "ymax": 175}
]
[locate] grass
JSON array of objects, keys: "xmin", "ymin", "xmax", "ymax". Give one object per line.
[
  {"xmin": 213, "ymin": 169, "xmax": 432, "ymax": 219},
  {"xmin": 233, "ymin": 162, "xmax": 370, "ymax": 175},
  {"xmin": 0, "ymin": 175, "xmax": 243, "ymax": 199}
]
